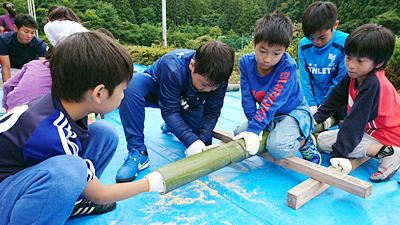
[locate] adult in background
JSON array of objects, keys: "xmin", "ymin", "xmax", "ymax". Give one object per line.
[
  {"xmin": 0, "ymin": 2, "xmax": 16, "ymax": 34},
  {"xmin": 0, "ymin": 14, "xmax": 46, "ymax": 83},
  {"xmin": 44, "ymin": 6, "xmax": 88, "ymax": 47}
]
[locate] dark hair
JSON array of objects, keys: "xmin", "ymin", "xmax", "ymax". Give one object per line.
[
  {"xmin": 48, "ymin": 6, "xmax": 80, "ymax": 23},
  {"xmin": 302, "ymin": 1, "xmax": 338, "ymax": 38},
  {"xmin": 193, "ymin": 41, "xmax": 234, "ymax": 87},
  {"xmin": 51, "ymin": 31, "xmax": 133, "ymax": 102},
  {"xmin": 47, "ymin": 6, "xmax": 59, "ymax": 17},
  {"xmin": 2, "ymin": 2, "xmax": 15, "ymax": 18},
  {"xmin": 345, "ymin": 24, "xmax": 395, "ymax": 70},
  {"xmin": 45, "ymin": 45, "xmax": 54, "ymax": 61},
  {"xmin": 254, "ymin": 10, "xmax": 293, "ymax": 48},
  {"xmin": 95, "ymin": 28, "xmax": 115, "ymax": 39},
  {"xmin": 14, "ymin": 14, "xmax": 38, "ymax": 29}
]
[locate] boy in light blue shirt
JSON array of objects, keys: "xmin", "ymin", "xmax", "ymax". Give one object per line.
[{"xmin": 298, "ymin": 1, "xmax": 349, "ymax": 128}]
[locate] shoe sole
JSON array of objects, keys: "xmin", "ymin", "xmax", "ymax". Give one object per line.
[
  {"xmin": 369, "ymin": 163, "xmax": 400, "ymax": 183},
  {"xmin": 115, "ymin": 162, "xmax": 150, "ymax": 183}
]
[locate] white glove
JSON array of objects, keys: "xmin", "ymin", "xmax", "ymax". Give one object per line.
[
  {"xmin": 233, "ymin": 131, "xmax": 262, "ymax": 155},
  {"xmin": 330, "ymin": 158, "xmax": 352, "ymax": 174},
  {"xmin": 185, "ymin": 140, "xmax": 206, "ymax": 157},
  {"xmin": 322, "ymin": 117, "xmax": 332, "ymax": 130},
  {"xmin": 144, "ymin": 171, "xmax": 166, "ymax": 193},
  {"xmin": 310, "ymin": 106, "xmax": 318, "ymax": 115}
]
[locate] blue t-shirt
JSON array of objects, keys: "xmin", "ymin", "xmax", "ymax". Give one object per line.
[
  {"xmin": 145, "ymin": 49, "xmax": 227, "ymax": 147},
  {"xmin": 0, "ymin": 94, "xmax": 95, "ymax": 183},
  {"xmin": 298, "ymin": 30, "xmax": 348, "ymax": 107},
  {"xmin": 239, "ymin": 52, "xmax": 304, "ymax": 134},
  {"xmin": 0, "ymin": 31, "xmax": 47, "ymax": 69}
]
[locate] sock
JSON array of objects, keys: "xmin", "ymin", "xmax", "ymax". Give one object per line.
[{"xmin": 375, "ymin": 146, "xmax": 393, "ymax": 158}]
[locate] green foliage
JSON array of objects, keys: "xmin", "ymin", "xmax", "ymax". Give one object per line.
[
  {"xmin": 370, "ymin": 10, "xmax": 400, "ymax": 34},
  {"xmin": 286, "ymin": 22, "xmax": 303, "ymax": 63},
  {"xmin": 209, "ymin": 26, "xmax": 222, "ymax": 37},
  {"xmin": 139, "ymin": 23, "xmax": 162, "ymax": 46},
  {"xmin": 220, "ymin": 35, "xmax": 252, "ymax": 50},
  {"xmin": 137, "ymin": 7, "xmax": 156, "ymax": 24},
  {"xmin": 185, "ymin": 35, "xmax": 214, "ymax": 50},
  {"xmin": 386, "ymin": 37, "xmax": 400, "ymax": 89},
  {"xmin": 128, "ymin": 44, "xmax": 173, "ymax": 65}
]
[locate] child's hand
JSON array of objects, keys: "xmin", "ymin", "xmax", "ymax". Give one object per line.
[
  {"xmin": 330, "ymin": 157, "xmax": 352, "ymax": 174},
  {"xmin": 144, "ymin": 171, "xmax": 166, "ymax": 193},
  {"xmin": 233, "ymin": 131, "xmax": 262, "ymax": 155},
  {"xmin": 185, "ymin": 140, "xmax": 206, "ymax": 157}
]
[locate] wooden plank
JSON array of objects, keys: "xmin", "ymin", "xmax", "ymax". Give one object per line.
[
  {"xmin": 286, "ymin": 157, "xmax": 370, "ymax": 210},
  {"xmin": 213, "ymin": 128, "xmax": 234, "ymax": 143},
  {"xmin": 257, "ymin": 152, "xmax": 372, "ymax": 199},
  {"xmin": 212, "ymin": 128, "xmax": 373, "ymax": 199}
]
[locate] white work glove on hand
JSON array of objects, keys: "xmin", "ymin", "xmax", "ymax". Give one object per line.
[
  {"xmin": 233, "ymin": 131, "xmax": 263, "ymax": 155},
  {"xmin": 144, "ymin": 171, "xmax": 166, "ymax": 193},
  {"xmin": 330, "ymin": 158, "xmax": 352, "ymax": 174},
  {"xmin": 322, "ymin": 117, "xmax": 332, "ymax": 130},
  {"xmin": 185, "ymin": 140, "xmax": 206, "ymax": 157},
  {"xmin": 310, "ymin": 106, "xmax": 318, "ymax": 115}
]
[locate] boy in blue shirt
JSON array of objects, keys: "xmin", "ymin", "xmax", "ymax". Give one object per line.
[
  {"xmin": 0, "ymin": 32, "xmax": 165, "ymax": 224},
  {"xmin": 117, "ymin": 41, "xmax": 235, "ymax": 183},
  {"xmin": 233, "ymin": 10, "xmax": 320, "ymax": 164},
  {"xmin": 0, "ymin": 14, "xmax": 47, "ymax": 83},
  {"xmin": 298, "ymin": 1, "xmax": 349, "ymax": 128}
]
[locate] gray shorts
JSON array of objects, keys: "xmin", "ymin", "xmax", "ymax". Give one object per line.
[{"xmin": 317, "ymin": 129, "xmax": 382, "ymax": 158}]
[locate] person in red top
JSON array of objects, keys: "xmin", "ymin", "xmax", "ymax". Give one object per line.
[{"xmin": 313, "ymin": 23, "xmax": 400, "ymax": 183}]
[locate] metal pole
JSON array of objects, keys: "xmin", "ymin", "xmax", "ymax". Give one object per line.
[
  {"xmin": 26, "ymin": 0, "xmax": 38, "ymax": 36},
  {"xmin": 162, "ymin": 0, "xmax": 167, "ymax": 48}
]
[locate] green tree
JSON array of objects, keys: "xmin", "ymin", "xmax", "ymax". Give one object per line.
[
  {"xmin": 139, "ymin": 23, "xmax": 162, "ymax": 46},
  {"xmin": 371, "ymin": 10, "xmax": 400, "ymax": 34},
  {"xmin": 81, "ymin": 9, "xmax": 105, "ymax": 30},
  {"xmin": 210, "ymin": 26, "xmax": 222, "ymax": 38},
  {"xmin": 104, "ymin": 0, "xmax": 136, "ymax": 23},
  {"xmin": 137, "ymin": 7, "xmax": 156, "ymax": 25}
]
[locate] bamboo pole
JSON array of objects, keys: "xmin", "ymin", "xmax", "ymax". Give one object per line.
[
  {"xmin": 155, "ymin": 131, "xmax": 269, "ymax": 194},
  {"xmin": 155, "ymin": 117, "xmax": 340, "ymax": 194}
]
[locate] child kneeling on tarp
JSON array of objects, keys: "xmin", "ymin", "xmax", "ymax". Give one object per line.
[{"xmin": 314, "ymin": 24, "xmax": 400, "ymax": 182}]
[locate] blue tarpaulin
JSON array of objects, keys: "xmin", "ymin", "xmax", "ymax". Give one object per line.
[
  {"xmin": 3, "ymin": 63, "xmax": 398, "ymax": 224},
  {"xmin": 65, "ymin": 63, "xmax": 400, "ymax": 224}
]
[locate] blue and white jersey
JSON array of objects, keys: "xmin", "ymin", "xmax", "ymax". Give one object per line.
[
  {"xmin": 0, "ymin": 93, "xmax": 94, "ymax": 182},
  {"xmin": 298, "ymin": 30, "xmax": 349, "ymax": 107},
  {"xmin": 144, "ymin": 49, "xmax": 227, "ymax": 147}
]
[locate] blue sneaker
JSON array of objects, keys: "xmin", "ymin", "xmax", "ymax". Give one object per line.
[
  {"xmin": 299, "ymin": 134, "xmax": 321, "ymax": 165},
  {"xmin": 161, "ymin": 122, "xmax": 170, "ymax": 133},
  {"xmin": 116, "ymin": 149, "xmax": 149, "ymax": 183}
]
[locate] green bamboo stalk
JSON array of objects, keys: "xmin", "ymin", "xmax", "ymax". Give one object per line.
[
  {"xmin": 156, "ymin": 116, "xmax": 338, "ymax": 194},
  {"xmin": 314, "ymin": 116, "xmax": 339, "ymax": 133},
  {"xmin": 155, "ymin": 131, "xmax": 269, "ymax": 194}
]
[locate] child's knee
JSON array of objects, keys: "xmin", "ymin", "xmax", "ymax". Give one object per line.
[
  {"xmin": 267, "ymin": 139, "xmax": 299, "ymax": 159},
  {"xmin": 89, "ymin": 121, "xmax": 119, "ymax": 146},
  {"xmin": 47, "ymin": 155, "xmax": 87, "ymax": 190},
  {"xmin": 316, "ymin": 132, "xmax": 334, "ymax": 153}
]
